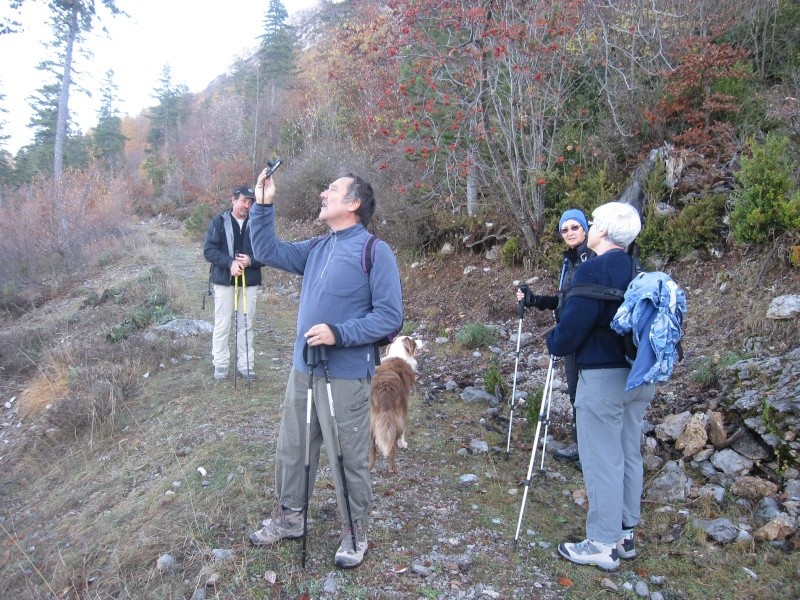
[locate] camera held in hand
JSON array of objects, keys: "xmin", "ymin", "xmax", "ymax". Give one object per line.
[{"xmin": 266, "ymin": 158, "xmax": 282, "ymax": 177}]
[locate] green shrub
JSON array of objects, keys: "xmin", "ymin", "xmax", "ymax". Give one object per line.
[
  {"xmin": 691, "ymin": 351, "xmax": 749, "ymax": 389},
  {"xmin": 185, "ymin": 202, "xmax": 215, "ymax": 239},
  {"xmin": 108, "ymin": 292, "xmax": 173, "ymax": 343},
  {"xmin": 638, "ymin": 194, "xmax": 728, "ymax": 260},
  {"xmin": 500, "ymin": 236, "xmax": 522, "ymax": 266},
  {"xmin": 544, "ymin": 167, "xmax": 618, "ymax": 234},
  {"xmin": 483, "ymin": 359, "xmax": 506, "ymax": 396},
  {"xmin": 731, "ymin": 133, "xmax": 800, "ymax": 244},
  {"xmin": 526, "ymin": 387, "xmax": 544, "ymax": 428},
  {"xmin": 96, "ymin": 251, "xmax": 114, "ymax": 268},
  {"xmin": 455, "ymin": 322, "xmax": 496, "ymax": 349},
  {"xmin": 400, "ymin": 321, "xmax": 417, "ymax": 336}
]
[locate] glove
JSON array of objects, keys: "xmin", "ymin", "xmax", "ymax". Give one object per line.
[{"xmin": 522, "ymin": 288, "xmax": 556, "ymax": 310}]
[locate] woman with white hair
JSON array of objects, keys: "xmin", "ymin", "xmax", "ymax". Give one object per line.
[{"xmin": 545, "ymin": 201, "xmax": 655, "ymax": 571}]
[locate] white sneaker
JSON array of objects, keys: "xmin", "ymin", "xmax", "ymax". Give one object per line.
[
  {"xmin": 213, "ymin": 366, "xmax": 228, "ymax": 380},
  {"xmin": 617, "ymin": 528, "xmax": 636, "ymax": 559},
  {"xmin": 558, "ymin": 538, "xmax": 620, "ymax": 571}
]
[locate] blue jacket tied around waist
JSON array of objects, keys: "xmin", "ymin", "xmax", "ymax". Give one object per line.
[{"xmin": 611, "ymin": 271, "xmax": 687, "ymax": 391}]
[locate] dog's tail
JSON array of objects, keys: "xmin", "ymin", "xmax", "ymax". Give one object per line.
[
  {"xmin": 370, "ymin": 376, "xmax": 403, "ymax": 459},
  {"xmin": 371, "ymin": 410, "xmax": 399, "ymax": 459}
]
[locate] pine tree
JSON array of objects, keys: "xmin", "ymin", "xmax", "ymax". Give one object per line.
[
  {"xmin": 258, "ymin": 0, "xmax": 298, "ymax": 92},
  {"xmin": 0, "ymin": 89, "xmax": 13, "ymax": 203},
  {"xmin": 46, "ymin": 0, "xmax": 122, "ymax": 179},
  {"xmin": 91, "ymin": 70, "xmax": 127, "ymax": 171},
  {"xmin": 143, "ymin": 65, "xmax": 189, "ymax": 192}
]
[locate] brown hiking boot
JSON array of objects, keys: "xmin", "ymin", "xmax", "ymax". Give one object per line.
[
  {"xmin": 334, "ymin": 518, "xmax": 368, "ymax": 568},
  {"xmin": 249, "ymin": 507, "xmax": 304, "ymax": 546}
]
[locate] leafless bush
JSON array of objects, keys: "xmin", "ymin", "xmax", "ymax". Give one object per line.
[
  {"xmin": 0, "ymin": 321, "xmax": 46, "ymax": 379},
  {"xmin": 0, "ymin": 167, "xmax": 133, "ymax": 306},
  {"xmin": 276, "ymin": 141, "xmax": 382, "ymax": 223}
]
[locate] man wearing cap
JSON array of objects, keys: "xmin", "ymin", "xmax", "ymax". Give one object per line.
[
  {"xmin": 516, "ymin": 208, "xmax": 594, "ymax": 464},
  {"xmin": 203, "ymin": 186, "xmax": 265, "ymax": 381}
]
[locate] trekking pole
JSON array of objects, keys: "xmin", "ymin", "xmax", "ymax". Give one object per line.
[
  {"xmin": 505, "ymin": 285, "xmax": 527, "ymax": 458},
  {"xmin": 233, "ymin": 274, "xmax": 239, "ymax": 389},
  {"xmin": 319, "ymin": 345, "xmax": 357, "ymax": 552},
  {"xmin": 513, "ymin": 355, "xmax": 556, "ymax": 550},
  {"xmin": 202, "ymin": 270, "xmax": 212, "ymax": 310},
  {"xmin": 301, "ymin": 344, "xmax": 318, "ymax": 568},
  {"xmin": 538, "ymin": 361, "xmax": 556, "ymax": 470},
  {"xmin": 241, "ymin": 269, "xmax": 250, "ymax": 393}
]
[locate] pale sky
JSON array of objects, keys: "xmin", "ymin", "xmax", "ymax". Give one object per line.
[{"xmin": 0, "ymin": 0, "xmax": 318, "ymax": 154}]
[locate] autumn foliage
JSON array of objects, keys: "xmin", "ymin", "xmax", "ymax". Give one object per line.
[{"xmin": 657, "ymin": 35, "xmax": 751, "ymax": 158}]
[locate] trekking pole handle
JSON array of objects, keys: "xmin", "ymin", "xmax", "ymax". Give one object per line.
[
  {"xmin": 319, "ymin": 345, "xmax": 329, "ymax": 363},
  {"xmin": 517, "ymin": 284, "xmax": 528, "ymax": 318},
  {"xmin": 304, "ymin": 343, "xmax": 319, "ymax": 368}
]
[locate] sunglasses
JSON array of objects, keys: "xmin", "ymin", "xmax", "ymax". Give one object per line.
[{"xmin": 560, "ymin": 224, "xmax": 583, "ymax": 234}]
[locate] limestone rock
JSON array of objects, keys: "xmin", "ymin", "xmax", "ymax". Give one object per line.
[
  {"xmin": 655, "ymin": 412, "xmax": 692, "ymax": 442},
  {"xmin": 675, "ymin": 413, "xmax": 708, "ymax": 457},
  {"xmin": 753, "ymin": 514, "xmax": 797, "ymax": 541},
  {"xmin": 710, "ymin": 448, "xmax": 753, "ymax": 477},
  {"xmin": 730, "ymin": 476, "xmax": 779, "ymax": 499},
  {"xmin": 706, "ymin": 410, "xmax": 727, "ymax": 448},
  {"xmin": 765, "ymin": 294, "xmax": 800, "ymax": 319}
]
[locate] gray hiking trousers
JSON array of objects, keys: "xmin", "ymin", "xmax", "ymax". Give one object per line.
[
  {"xmin": 275, "ymin": 368, "xmax": 373, "ymax": 524},
  {"xmin": 575, "ymin": 368, "xmax": 655, "ymax": 544}
]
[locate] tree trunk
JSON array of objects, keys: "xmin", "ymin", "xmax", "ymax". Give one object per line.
[
  {"xmin": 54, "ymin": 6, "xmax": 78, "ymax": 180},
  {"xmin": 466, "ymin": 143, "xmax": 477, "ymax": 216},
  {"xmin": 617, "ymin": 145, "xmax": 669, "ymax": 219}
]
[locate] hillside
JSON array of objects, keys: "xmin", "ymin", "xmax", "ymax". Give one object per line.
[{"xmin": 0, "ymin": 216, "xmax": 798, "ymax": 599}]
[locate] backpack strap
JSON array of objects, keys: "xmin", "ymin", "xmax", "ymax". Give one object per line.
[
  {"xmin": 564, "ymin": 283, "xmax": 626, "ymax": 303},
  {"xmin": 362, "ymin": 234, "xmax": 379, "ymax": 276},
  {"xmin": 360, "ymin": 233, "xmax": 389, "ymax": 366}
]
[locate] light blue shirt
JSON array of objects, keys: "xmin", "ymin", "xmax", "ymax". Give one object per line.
[{"xmin": 611, "ymin": 271, "xmax": 687, "ymax": 390}]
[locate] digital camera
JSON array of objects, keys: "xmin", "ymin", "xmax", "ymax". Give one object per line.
[{"xmin": 266, "ymin": 158, "xmax": 282, "ymax": 177}]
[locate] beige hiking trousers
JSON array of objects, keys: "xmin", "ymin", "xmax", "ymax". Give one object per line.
[{"xmin": 211, "ymin": 283, "xmax": 258, "ymax": 372}]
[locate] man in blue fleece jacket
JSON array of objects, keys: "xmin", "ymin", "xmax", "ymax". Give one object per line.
[
  {"xmin": 247, "ymin": 168, "xmax": 403, "ymax": 569},
  {"xmin": 546, "ymin": 201, "xmax": 655, "ymax": 572}
]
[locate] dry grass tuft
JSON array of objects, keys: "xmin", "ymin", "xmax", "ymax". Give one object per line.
[{"xmin": 18, "ymin": 366, "xmax": 69, "ymax": 419}]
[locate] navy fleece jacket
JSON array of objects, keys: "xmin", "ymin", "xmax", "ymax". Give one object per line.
[{"xmin": 546, "ymin": 249, "xmax": 634, "ymax": 370}]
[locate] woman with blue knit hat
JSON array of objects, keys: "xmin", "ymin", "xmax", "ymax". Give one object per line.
[{"xmin": 516, "ymin": 208, "xmax": 594, "ymax": 464}]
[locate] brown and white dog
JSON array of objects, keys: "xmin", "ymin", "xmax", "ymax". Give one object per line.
[{"xmin": 369, "ymin": 336, "xmax": 422, "ymax": 473}]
